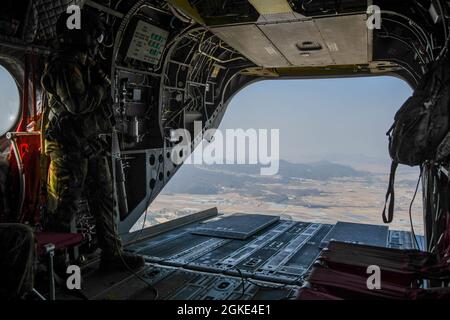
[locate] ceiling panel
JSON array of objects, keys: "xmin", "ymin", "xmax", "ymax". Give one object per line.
[
  {"xmin": 212, "ymin": 24, "xmax": 290, "ymax": 68},
  {"xmin": 259, "ymin": 19, "xmax": 334, "ymax": 66},
  {"xmin": 249, "ymin": 0, "xmax": 293, "ymax": 15},
  {"xmin": 211, "ymin": 14, "xmax": 370, "ymax": 68},
  {"xmin": 314, "ymin": 14, "xmax": 369, "ymax": 65}
]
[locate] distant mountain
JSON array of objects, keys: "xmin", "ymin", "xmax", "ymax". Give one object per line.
[
  {"xmin": 163, "ymin": 165, "xmax": 255, "ymax": 194},
  {"xmin": 278, "ymin": 160, "xmax": 367, "ymax": 181},
  {"xmin": 292, "ymin": 153, "xmax": 391, "ymax": 166},
  {"xmin": 205, "ymin": 160, "xmax": 367, "ymax": 180},
  {"xmin": 163, "ymin": 160, "xmax": 368, "ymax": 195},
  {"xmin": 316, "ymin": 153, "xmax": 391, "ymax": 166}
]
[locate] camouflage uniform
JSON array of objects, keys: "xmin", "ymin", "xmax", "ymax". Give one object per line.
[{"xmin": 42, "ymin": 50, "xmax": 122, "ymax": 255}]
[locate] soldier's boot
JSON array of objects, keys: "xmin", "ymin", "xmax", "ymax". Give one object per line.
[
  {"xmin": 99, "ymin": 251, "xmax": 145, "ymax": 272},
  {"xmin": 84, "ymin": 157, "xmax": 145, "ymax": 272}
]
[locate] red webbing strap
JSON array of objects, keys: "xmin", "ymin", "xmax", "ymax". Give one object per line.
[{"xmin": 17, "ymin": 135, "xmax": 41, "ymax": 225}]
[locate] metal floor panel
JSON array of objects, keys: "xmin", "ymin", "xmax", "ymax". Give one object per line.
[
  {"xmin": 76, "ymin": 215, "xmax": 425, "ymax": 300},
  {"xmin": 139, "ymin": 233, "xmax": 210, "ymax": 260},
  {"xmin": 127, "ymin": 215, "xmax": 424, "ymax": 288},
  {"xmin": 320, "ymin": 222, "xmax": 389, "ymax": 248},
  {"xmin": 122, "ymin": 265, "xmax": 298, "ymax": 301},
  {"xmin": 388, "ymin": 230, "xmax": 425, "ymax": 250},
  {"xmin": 285, "ymin": 224, "xmax": 333, "ymax": 269},
  {"xmin": 191, "ymin": 213, "xmax": 280, "ymax": 240},
  {"xmin": 235, "ymin": 222, "xmax": 310, "ymax": 272}
]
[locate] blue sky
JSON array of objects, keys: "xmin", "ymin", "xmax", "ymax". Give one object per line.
[{"xmin": 218, "ymin": 76, "xmax": 412, "ymax": 164}]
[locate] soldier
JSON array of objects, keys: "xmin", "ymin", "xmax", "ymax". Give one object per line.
[{"xmin": 41, "ymin": 10, "xmax": 144, "ymax": 271}]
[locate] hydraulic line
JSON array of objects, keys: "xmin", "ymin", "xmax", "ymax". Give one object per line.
[
  {"xmin": 198, "ymin": 33, "xmax": 246, "ymax": 64},
  {"xmin": 378, "ymin": 31, "xmax": 428, "ymax": 65},
  {"xmin": 168, "ymin": 3, "xmax": 193, "ymax": 24},
  {"xmin": 381, "ymin": 10, "xmax": 434, "ymax": 60}
]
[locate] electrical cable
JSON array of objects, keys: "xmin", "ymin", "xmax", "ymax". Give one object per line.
[
  {"xmin": 436, "ymin": 33, "xmax": 450, "ymax": 60},
  {"xmin": 381, "ymin": 15, "xmax": 432, "ymax": 61},
  {"xmin": 131, "ymin": 158, "xmax": 162, "ymax": 244},
  {"xmin": 108, "ymin": 135, "xmax": 166, "ymax": 301},
  {"xmin": 435, "ymin": 0, "xmax": 450, "ymax": 60},
  {"xmin": 381, "ymin": 10, "xmax": 434, "ymax": 60},
  {"xmin": 227, "ymin": 266, "xmax": 306, "ymax": 299},
  {"xmin": 234, "ymin": 268, "xmax": 246, "ymax": 300},
  {"xmin": 436, "ymin": 0, "xmax": 448, "ymax": 42},
  {"xmin": 109, "ymin": 130, "xmax": 160, "ymax": 299},
  {"xmin": 108, "ymin": 116, "xmax": 169, "ymax": 301},
  {"xmin": 168, "ymin": 3, "xmax": 194, "ymax": 24},
  {"xmin": 380, "ymin": 57, "xmax": 421, "ymax": 84},
  {"xmin": 378, "ymin": 31, "xmax": 428, "ymax": 66}
]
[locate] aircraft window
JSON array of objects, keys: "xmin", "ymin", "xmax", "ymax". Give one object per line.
[
  {"xmin": 132, "ymin": 77, "xmax": 423, "ymax": 235},
  {"xmin": 0, "ymin": 65, "xmax": 20, "ymax": 136}
]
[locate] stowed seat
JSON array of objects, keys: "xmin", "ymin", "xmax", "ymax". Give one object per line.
[
  {"xmin": 35, "ymin": 232, "xmax": 84, "ymax": 256},
  {"xmin": 300, "ymin": 264, "xmax": 413, "ymax": 300},
  {"xmin": 317, "ymin": 241, "xmax": 437, "ymax": 285},
  {"xmin": 34, "ymin": 232, "xmax": 84, "ymax": 300},
  {"xmin": 297, "ymin": 241, "xmax": 450, "ymax": 300}
]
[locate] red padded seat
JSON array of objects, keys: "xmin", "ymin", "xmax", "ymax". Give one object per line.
[{"xmin": 35, "ymin": 232, "xmax": 84, "ymax": 256}]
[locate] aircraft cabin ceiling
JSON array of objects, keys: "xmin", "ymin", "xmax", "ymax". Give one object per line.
[
  {"xmin": 174, "ymin": 0, "xmax": 372, "ymax": 68},
  {"xmin": 211, "ymin": 14, "xmax": 371, "ymax": 68}
]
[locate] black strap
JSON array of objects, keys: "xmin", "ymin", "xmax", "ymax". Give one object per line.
[{"xmin": 382, "ymin": 161, "xmax": 399, "ymax": 224}]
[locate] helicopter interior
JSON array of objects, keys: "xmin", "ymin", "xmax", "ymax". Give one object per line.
[{"xmin": 0, "ymin": 0, "xmax": 449, "ymax": 300}]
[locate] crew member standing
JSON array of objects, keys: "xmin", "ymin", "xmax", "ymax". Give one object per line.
[{"xmin": 41, "ymin": 10, "xmax": 144, "ymax": 271}]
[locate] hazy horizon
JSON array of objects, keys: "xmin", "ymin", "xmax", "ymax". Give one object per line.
[
  {"xmin": 181, "ymin": 76, "xmax": 413, "ymax": 176},
  {"xmin": 217, "ymin": 76, "xmax": 412, "ymax": 164}
]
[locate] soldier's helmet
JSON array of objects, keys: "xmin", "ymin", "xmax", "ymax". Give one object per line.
[{"xmin": 55, "ymin": 9, "xmax": 106, "ymax": 52}]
